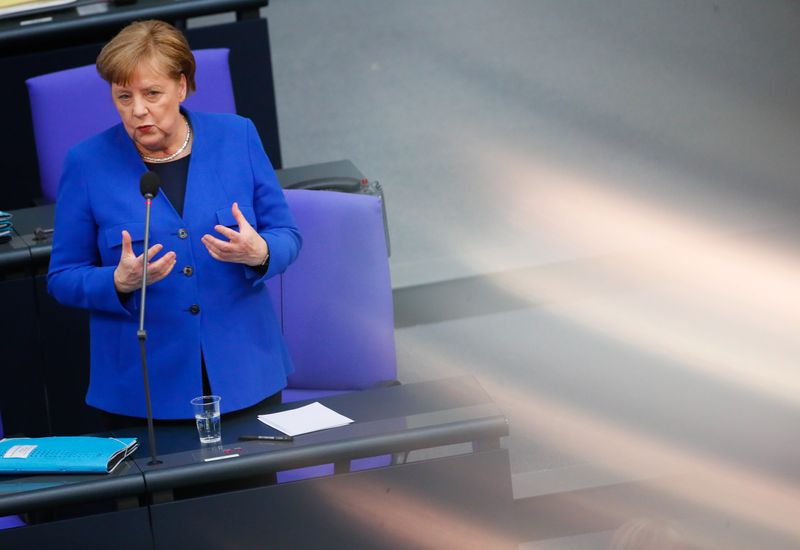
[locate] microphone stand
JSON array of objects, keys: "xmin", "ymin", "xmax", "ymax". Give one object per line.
[{"xmin": 138, "ymin": 192, "xmax": 162, "ymax": 466}]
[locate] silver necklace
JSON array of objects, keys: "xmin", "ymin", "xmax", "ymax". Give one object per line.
[{"xmin": 140, "ymin": 116, "xmax": 191, "ymax": 163}]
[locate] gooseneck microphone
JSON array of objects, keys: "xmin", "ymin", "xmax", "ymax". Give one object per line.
[
  {"xmin": 138, "ymin": 171, "xmax": 162, "ymax": 466},
  {"xmin": 140, "ymin": 170, "xmax": 160, "ymax": 200}
]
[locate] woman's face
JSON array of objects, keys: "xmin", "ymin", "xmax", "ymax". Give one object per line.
[{"xmin": 111, "ymin": 59, "xmax": 187, "ymax": 155}]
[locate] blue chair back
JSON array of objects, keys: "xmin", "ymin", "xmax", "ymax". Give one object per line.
[
  {"xmin": 280, "ymin": 190, "xmax": 397, "ymax": 401},
  {"xmin": 26, "ymin": 48, "xmax": 236, "ymax": 203},
  {"xmin": 276, "ymin": 190, "xmax": 397, "ymax": 483}
]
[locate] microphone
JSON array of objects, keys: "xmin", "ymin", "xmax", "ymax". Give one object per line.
[
  {"xmin": 137, "ymin": 171, "xmax": 162, "ymax": 466},
  {"xmin": 140, "ymin": 170, "xmax": 160, "ymax": 200}
]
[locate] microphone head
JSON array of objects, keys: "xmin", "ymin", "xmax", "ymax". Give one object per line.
[{"xmin": 139, "ymin": 171, "xmax": 161, "ymax": 199}]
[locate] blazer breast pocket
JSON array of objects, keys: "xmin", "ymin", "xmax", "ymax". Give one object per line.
[
  {"xmin": 216, "ymin": 205, "xmax": 257, "ymax": 229},
  {"xmin": 103, "ymin": 222, "xmax": 146, "ymax": 263}
]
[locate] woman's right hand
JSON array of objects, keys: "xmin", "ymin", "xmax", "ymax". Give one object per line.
[{"xmin": 113, "ymin": 230, "xmax": 177, "ymax": 293}]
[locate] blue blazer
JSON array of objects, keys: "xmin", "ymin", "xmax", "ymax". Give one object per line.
[{"xmin": 48, "ymin": 110, "xmax": 301, "ymax": 419}]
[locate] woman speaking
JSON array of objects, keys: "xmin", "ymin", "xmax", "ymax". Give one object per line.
[{"xmin": 48, "ymin": 20, "xmax": 301, "ymax": 424}]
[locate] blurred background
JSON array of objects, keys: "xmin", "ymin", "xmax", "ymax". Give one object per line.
[{"xmin": 218, "ymin": 0, "xmax": 800, "ymax": 547}]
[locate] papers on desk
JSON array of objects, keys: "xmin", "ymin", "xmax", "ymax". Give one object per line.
[
  {"xmin": 0, "ymin": 210, "xmax": 12, "ymax": 243},
  {"xmin": 0, "ymin": 0, "xmax": 75, "ymax": 18},
  {"xmin": 258, "ymin": 402, "xmax": 354, "ymax": 437}
]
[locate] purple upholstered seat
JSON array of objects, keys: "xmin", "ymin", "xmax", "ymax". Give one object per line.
[
  {"xmin": 277, "ymin": 190, "xmax": 397, "ymax": 483},
  {"xmin": 0, "ymin": 413, "xmax": 25, "ymax": 531},
  {"xmin": 26, "ymin": 48, "xmax": 237, "ymax": 203},
  {"xmin": 281, "ymin": 190, "xmax": 397, "ymax": 393}
]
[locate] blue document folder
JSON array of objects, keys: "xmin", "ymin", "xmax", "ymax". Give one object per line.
[{"xmin": 0, "ymin": 437, "xmax": 138, "ymax": 474}]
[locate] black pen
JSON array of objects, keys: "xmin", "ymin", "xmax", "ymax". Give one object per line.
[{"xmin": 239, "ymin": 435, "xmax": 294, "ymax": 442}]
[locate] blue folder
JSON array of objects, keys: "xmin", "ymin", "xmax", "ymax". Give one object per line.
[{"xmin": 0, "ymin": 437, "xmax": 138, "ymax": 474}]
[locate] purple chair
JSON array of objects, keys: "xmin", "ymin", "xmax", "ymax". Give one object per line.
[
  {"xmin": 0, "ymin": 413, "xmax": 26, "ymax": 531},
  {"xmin": 278, "ymin": 190, "xmax": 398, "ymax": 482},
  {"xmin": 26, "ymin": 48, "xmax": 237, "ymax": 203}
]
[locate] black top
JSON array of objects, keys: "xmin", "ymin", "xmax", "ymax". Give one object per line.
[{"xmin": 145, "ymin": 155, "xmax": 191, "ymax": 218}]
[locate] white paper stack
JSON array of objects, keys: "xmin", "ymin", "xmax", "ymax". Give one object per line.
[
  {"xmin": 0, "ymin": 0, "xmax": 76, "ymax": 18},
  {"xmin": 257, "ymin": 402, "xmax": 354, "ymax": 437}
]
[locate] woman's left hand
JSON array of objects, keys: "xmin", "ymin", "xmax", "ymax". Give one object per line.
[{"xmin": 202, "ymin": 202, "xmax": 269, "ymax": 266}]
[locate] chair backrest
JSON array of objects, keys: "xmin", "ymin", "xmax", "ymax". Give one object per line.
[
  {"xmin": 282, "ymin": 190, "xmax": 397, "ymax": 390},
  {"xmin": 26, "ymin": 48, "xmax": 236, "ymax": 203}
]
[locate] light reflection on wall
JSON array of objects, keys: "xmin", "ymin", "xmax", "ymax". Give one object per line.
[
  {"xmin": 395, "ymin": 144, "xmax": 800, "ymax": 546},
  {"xmin": 398, "ymin": 336, "xmax": 800, "ymax": 547},
  {"xmin": 475, "ymin": 147, "xmax": 800, "ymax": 404}
]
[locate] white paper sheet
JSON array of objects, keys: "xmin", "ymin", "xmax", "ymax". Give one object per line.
[{"xmin": 257, "ymin": 402, "xmax": 354, "ymax": 437}]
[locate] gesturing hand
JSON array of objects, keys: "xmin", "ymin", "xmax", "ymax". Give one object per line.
[
  {"xmin": 113, "ymin": 230, "xmax": 177, "ymax": 293},
  {"xmin": 201, "ymin": 202, "xmax": 269, "ymax": 267}
]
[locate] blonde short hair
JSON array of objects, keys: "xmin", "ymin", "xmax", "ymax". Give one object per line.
[{"xmin": 96, "ymin": 20, "xmax": 196, "ymax": 93}]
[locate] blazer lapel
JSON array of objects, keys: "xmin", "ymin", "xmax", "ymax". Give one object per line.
[{"xmin": 181, "ymin": 109, "xmax": 227, "ymax": 228}]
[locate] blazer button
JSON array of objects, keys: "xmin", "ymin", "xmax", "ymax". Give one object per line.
[
  {"xmin": 178, "ymin": 228, "xmax": 189, "ymax": 239},
  {"xmin": 183, "ymin": 266, "xmax": 194, "ymax": 277},
  {"xmin": 189, "ymin": 304, "xmax": 200, "ymax": 315}
]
